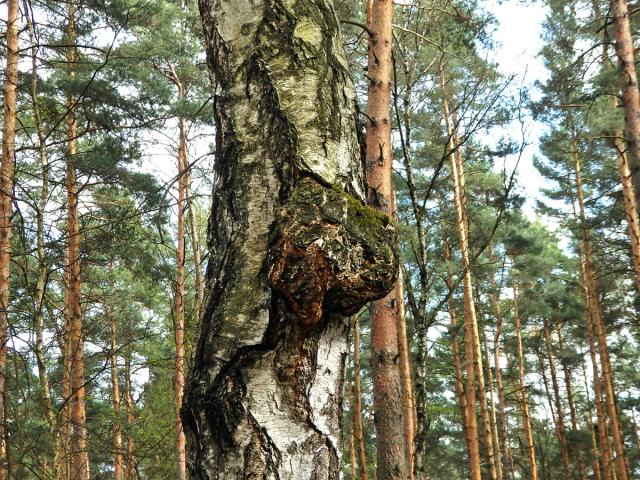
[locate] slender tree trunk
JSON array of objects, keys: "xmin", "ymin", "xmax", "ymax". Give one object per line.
[
  {"xmin": 0, "ymin": 2, "xmax": 19, "ymax": 477},
  {"xmin": 611, "ymin": 0, "xmax": 640, "ymax": 203},
  {"xmin": 555, "ymin": 324, "xmax": 587, "ymax": 480},
  {"xmin": 582, "ymin": 362, "xmax": 603, "ymax": 480},
  {"xmin": 353, "ymin": 316, "xmax": 369, "ymax": 480},
  {"xmin": 366, "ymin": 1, "xmax": 408, "ymax": 479},
  {"xmin": 65, "ymin": 4, "xmax": 89, "ymax": 478},
  {"xmin": 350, "ymin": 384, "xmax": 358, "ymax": 480},
  {"xmin": 512, "ymin": 287, "xmax": 538, "ymax": 480},
  {"xmin": 442, "ymin": 238, "xmax": 472, "ymax": 461},
  {"xmin": 185, "ymin": 168, "xmax": 204, "ymax": 324},
  {"xmin": 110, "ymin": 310, "xmax": 124, "ymax": 480},
  {"xmin": 442, "ymin": 83, "xmax": 482, "ymax": 480},
  {"xmin": 490, "ymin": 276, "xmax": 514, "ymax": 480},
  {"xmin": 442, "ymin": 65, "xmax": 498, "ymax": 480},
  {"xmin": 482, "ymin": 328, "xmax": 503, "ymax": 480},
  {"xmin": 183, "ymin": 1, "xmax": 398, "ymax": 477},
  {"xmin": 175, "ymin": 110, "xmax": 188, "ymax": 480},
  {"xmin": 543, "ymin": 321, "xmax": 571, "ymax": 479},
  {"xmin": 572, "ymin": 137, "xmax": 628, "ymax": 480},
  {"xmin": 124, "ymin": 354, "xmax": 136, "ymax": 480},
  {"xmin": 631, "ymin": 410, "xmax": 640, "ymax": 452}
]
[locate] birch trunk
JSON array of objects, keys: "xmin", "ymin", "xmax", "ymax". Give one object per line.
[
  {"xmin": 0, "ymin": 2, "xmax": 19, "ymax": 476},
  {"xmin": 183, "ymin": 1, "xmax": 398, "ymax": 478}
]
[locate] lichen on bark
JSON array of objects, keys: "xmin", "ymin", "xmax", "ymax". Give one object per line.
[{"xmin": 183, "ymin": 0, "xmax": 398, "ymax": 478}]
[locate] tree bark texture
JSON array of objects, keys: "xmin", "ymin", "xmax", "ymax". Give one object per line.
[
  {"xmin": 365, "ymin": 1, "xmax": 409, "ymax": 478},
  {"xmin": 65, "ymin": 4, "xmax": 90, "ymax": 478},
  {"xmin": 110, "ymin": 313, "xmax": 124, "ymax": 480},
  {"xmin": 0, "ymin": 2, "xmax": 19, "ymax": 477},
  {"xmin": 353, "ymin": 316, "xmax": 369, "ymax": 480},
  {"xmin": 611, "ymin": 0, "xmax": 640, "ymax": 203},
  {"xmin": 183, "ymin": 1, "xmax": 399, "ymax": 478}
]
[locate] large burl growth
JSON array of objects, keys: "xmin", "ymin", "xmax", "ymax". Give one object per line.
[{"xmin": 269, "ymin": 178, "xmax": 398, "ymax": 326}]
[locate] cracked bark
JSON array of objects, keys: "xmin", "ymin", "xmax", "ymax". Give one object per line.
[{"xmin": 183, "ymin": 1, "xmax": 398, "ymax": 478}]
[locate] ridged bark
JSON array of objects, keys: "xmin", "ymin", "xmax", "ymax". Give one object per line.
[
  {"xmin": 0, "ymin": 2, "xmax": 19, "ymax": 477},
  {"xmin": 365, "ymin": 1, "xmax": 408, "ymax": 479},
  {"xmin": 611, "ymin": 0, "xmax": 640, "ymax": 203},
  {"xmin": 183, "ymin": 1, "xmax": 398, "ymax": 478}
]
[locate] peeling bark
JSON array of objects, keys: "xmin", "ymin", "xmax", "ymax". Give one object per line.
[{"xmin": 183, "ymin": 1, "xmax": 398, "ymax": 478}]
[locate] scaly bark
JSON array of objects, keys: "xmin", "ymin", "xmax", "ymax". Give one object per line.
[
  {"xmin": 65, "ymin": 4, "xmax": 89, "ymax": 478},
  {"xmin": 0, "ymin": 2, "xmax": 19, "ymax": 477},
  {"xmin": 611, "ymin": 0, "xmax": 640, "ymax": 203},
  {"xmin": 183, "ymin": 1, "xmax": 398, "ymax": 477},
  {"xmin": 512, "ymin": 288, "xmax": 538, "ymax": 480},
  {"xmin": 175, "ymin": 110, "xmax": 188, "ymax": 480},
  {"xmin": 365, "ymin": 1, "xmax": 408, "ymax": 478},
  {"xmin": 353, "ymin": 316, "xmax": 369, "ymax": 480}
]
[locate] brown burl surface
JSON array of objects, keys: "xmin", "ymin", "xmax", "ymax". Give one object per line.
[{"xmin": 268, "ymin": 177, "xmax": 398, "ymax": 326}]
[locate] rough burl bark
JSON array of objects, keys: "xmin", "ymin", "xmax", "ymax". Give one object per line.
[{"xmin": 182, "ymin": 1, "xmax": 398, "ymax": 478}]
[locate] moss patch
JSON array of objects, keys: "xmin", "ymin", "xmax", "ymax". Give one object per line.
[{"xmin": 268, "ymin": 178, "xmax": 398, "ymax": 326}]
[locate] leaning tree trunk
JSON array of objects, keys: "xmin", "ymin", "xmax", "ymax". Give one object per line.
[
  {"xmin": 182, "ymin": 1, "xmax": 398, "ymax": 478},
  {"xmin": 0, "ymin": 2, "xmax": 19, "ymax": 477}
]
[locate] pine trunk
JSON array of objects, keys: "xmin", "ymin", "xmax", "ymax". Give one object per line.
[
  {"xmin": 124, "ymin": 354, "xmax": 136, "ymax": 480},
  {"xmin": 175, "ymin": 112, "xmax": 188, "ymax": 480},
  {"xmin": 572, "ymin": 138, "xmax": 628, "ymax": 480},
  {"xmin": 65, "ymin": 4, "xmax": 89, "ymax": 477},
  {"xmin": 183, "ymin": 1, "xmax": 398, "ymax": 477},
  {"xmin": 443, "ymin": 238, "xmax": 472, "ymax": 460},
  {"xmin": 481, "ymin": 329, "xmax": 503, "ymax": 480},
  {"xmin": 555, "ymin": 324, "xmax": 587, "ymax": 480},
  {"xmin": 490, "ymin": 277, "xmax": 514, "ymax": 480},
  {"xmin": 0, "ymin": 2, "xmax": 19, "ymax": 477},
  {"xmin": 611, "ymin": 0, "xmax": 640, "ymax": 203},
  {"xmin": 543, "ymin": 321, "xmax": 571, "ymax": 478},
  {"xmin": 512, "ymin": 288, "xmax": 538, "ymax": 480},
  {"xmin": 110, "ymin": 313, "xmax": 124, "ymax": 480},
  {"xmin": 366, "ymin": 1, "xmax": 408, "ymax": 478},
  {"xmin": 442, "ymin": 82, "xmax": 482, "ymax": 480}
]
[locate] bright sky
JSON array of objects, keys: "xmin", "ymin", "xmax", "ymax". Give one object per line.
[{"xmin": 486, "ymin": 0, "xmax": 550, "ymax": 219}]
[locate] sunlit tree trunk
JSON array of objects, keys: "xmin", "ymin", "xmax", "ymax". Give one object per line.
[
  {"xmin": 481, "ymin": 328, "xmax": 503, "ymax": 480},
  {"xmin": 64, "ymin": 4, "xmax": 89, "ymax": 478},
  {"xmin": 490, "ymin": 275, "xmax": 514, "ymax": 480},
  {"xmin": 442, "ymin": 238, "xmax": 472, "ymax": 460},
  {"xmin": 366, "ymin": 1, "xmax": 409, "ymax": 478},
  {"xmin": 183, "ymin": 0, "xmax": 397, "ymax": 477},
  {"xmin": 353, "ymin": 316, "xmax": 369, "ymax": 480},
  {"xmin": 175, "ymin": 107, "xmax": 188, "ymax": 480},
  {"xmin": 611, "ymin": 0, "xmax": 640, "ymax": 203},
  {"xmin": 442, "ymin": 80, "xmax": 481, "ymax": 480},
  {"xmin": 572, "ymin": 137, "xmax": 628, "ymax": 480},
  {"xmin": 0, "ymin": 2, "xmax": 19, "ymax": 477},
  {"xmin": 349, "ymin": 384, "xmax": 357, "ymax": 480},
  {"xmin": 512, "ymin": 287, "xmax": 538, "ymax": 480}
]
